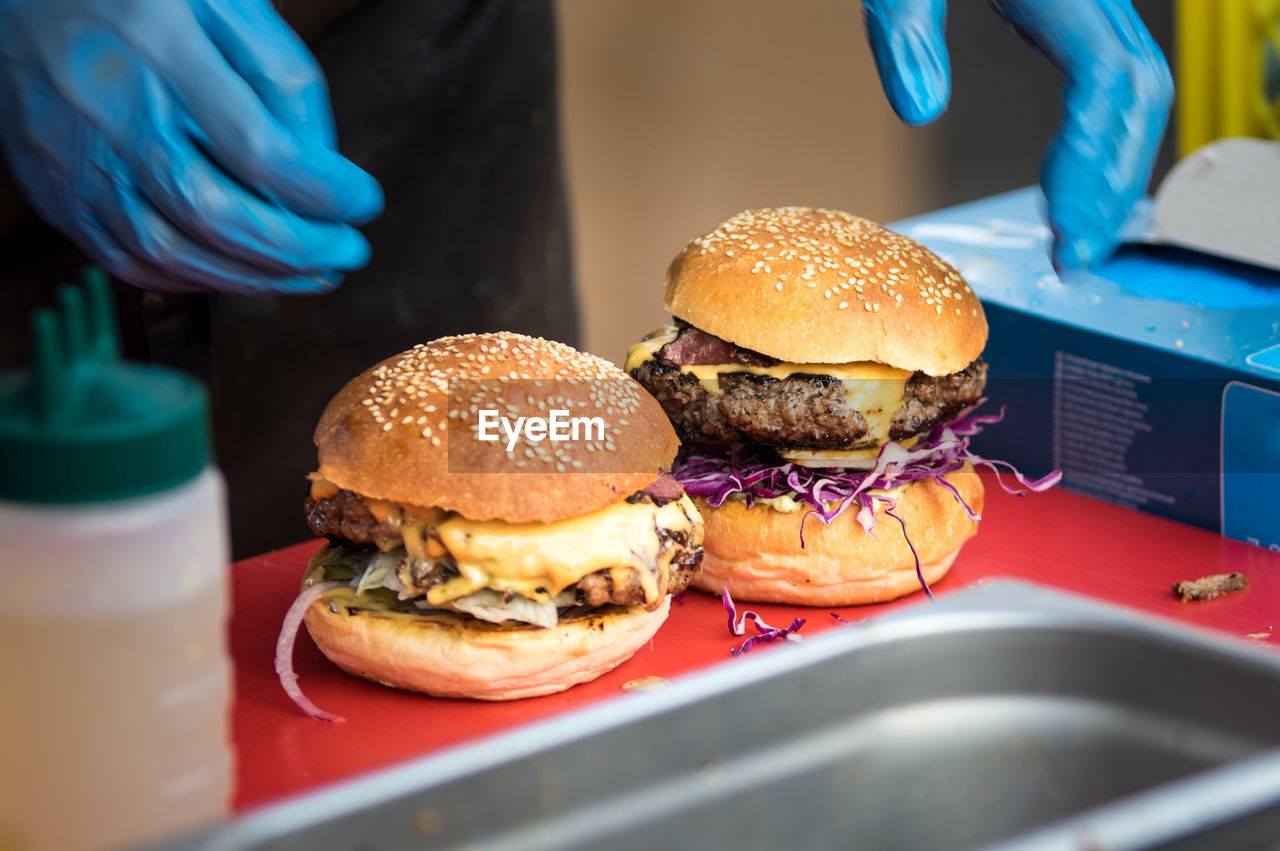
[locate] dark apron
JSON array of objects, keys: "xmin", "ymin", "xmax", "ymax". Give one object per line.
[{"xmin": 0, "ymin": 0, "xmax": 578, "ymax": 558}]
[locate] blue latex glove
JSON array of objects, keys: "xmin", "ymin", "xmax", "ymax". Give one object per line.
[
  {"xmin": 0, "ymin": 0, "xmax": 384, "ymax": 295},
  {"xmin": 863, "ymin": 0, "xmax": 1173, "ymax": 270}
]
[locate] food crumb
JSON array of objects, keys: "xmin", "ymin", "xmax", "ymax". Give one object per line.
[
  {"xmin": 1246, "ymin": 633, "xmax": 1271, "ymax": 641},
  {"xmin": 414, "ymin": 809, "xmax": 445, "ymax": 836},
  {"xmin": 1172, "ymin": 572, "xmax": 1249, "ymax": 602},
  {"xmin": 622, "ymin": 676, "xmax": 669, "ymax": 692}
]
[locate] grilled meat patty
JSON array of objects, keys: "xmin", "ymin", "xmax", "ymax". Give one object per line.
[
  {"xmin": 630, "ymin": 325, "xmax": 987, "ymax": 449},
  {"xmin": 894, "ymin": 361, "xmax": 989, "ymax": 437},
  {"xmin": 304, "ymin": 488, "xmax": 403, "ymax": 552}
]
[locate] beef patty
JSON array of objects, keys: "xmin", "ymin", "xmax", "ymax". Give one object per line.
[{"xmin": 630, "ymin": 325, "xmax": 986, "ymax": 449}]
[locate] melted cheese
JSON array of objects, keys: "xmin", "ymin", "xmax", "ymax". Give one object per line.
[
  {"xmin": 679, "ymin": 360, "xmax": 910, "ymax": 383},
  {"xmin": 400, "ymin": 521, "xmax": 427, "ymax": 561},
  {"xmin": 624, "ymin": 325, "xmax": 678, "ymax": 373},
  {"xmin": 365, "ymin": 499, "xmax": 397, "ymax": 524},
  {"xmin": 624, "ymin": 326, "xmax": 910, "ymax": 383},
  {"xmin": 309, "ymin": 476, "xmax": 341, "ymax": 500},
  {"xmin": 781, "ymin": 435, "xmax": 920, "ymax": 469},
  {"xmin": 426, "ymin": 495, "xmax": 699, "ymax": 607},
  {"xmin": 689, "ymin": 364, "xmax": 907, "ymax": 445},
  {"xmin": 679, "ymin": 364, "xmax": 909, "ymax": 444},
  {"xmin": 625, "ymin": 326, "xmax": 909, "ymax": 443},
  {"xmin": 311, "ymin": 496, "xmax": 704, "ymax": 626}
]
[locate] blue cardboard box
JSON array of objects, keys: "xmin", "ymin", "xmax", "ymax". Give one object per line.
[{"xmin": 893, "ymin": 187, "xmax": 1280, "ymax": 551}]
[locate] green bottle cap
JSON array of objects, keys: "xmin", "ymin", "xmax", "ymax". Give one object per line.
[{"xmin": 0, "ymin": 269, "xmax": 211, "ymax": 503}]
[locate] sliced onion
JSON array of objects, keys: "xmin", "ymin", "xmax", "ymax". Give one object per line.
[{"xmin": 275, "ymin": 580, "xmax": 347, "ymax": 723}]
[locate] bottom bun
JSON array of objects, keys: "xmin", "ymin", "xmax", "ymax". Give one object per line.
[
  {"xmin": 305, "ymin": 596, "xmax": 670, "ymax": 701},
  {"xmin": 690, "ymin": 465, "xmax": 984, "ymax": 606}
]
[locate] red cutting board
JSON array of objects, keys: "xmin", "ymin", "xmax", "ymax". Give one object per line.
[{"xmin": 232, "ymin": 474, "xmax": 1280, "ymax": 812}]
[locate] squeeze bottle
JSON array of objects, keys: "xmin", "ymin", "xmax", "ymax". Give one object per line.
[{"xmin": 0, "ymin": 270, "xmax": 232, "ymax": 851}]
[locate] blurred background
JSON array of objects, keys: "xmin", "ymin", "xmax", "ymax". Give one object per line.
[{"xmin": 556, "ymin": 0, "xmax": 1176, "ymax": 363}]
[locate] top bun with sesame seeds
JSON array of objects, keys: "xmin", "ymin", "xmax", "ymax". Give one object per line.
[
  {"xmin": 664, "ymin": 206, "xmax": 986, "ymax": 376},
  {"xmin": 279, "ymin": 333, "xmax": 705, "ymax": 707},
  {"xmin": 313, "ymin": 332, "xmax": 680, "ymax": 524}
]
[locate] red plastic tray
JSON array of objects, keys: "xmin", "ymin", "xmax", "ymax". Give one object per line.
[{"xmin": 232, "ymin": 475, "xmax": 1280, "ymax": 812}]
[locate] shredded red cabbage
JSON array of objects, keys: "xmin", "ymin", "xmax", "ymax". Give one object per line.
[
  {"xmin": 721, "ymin": 588, "xmax": 806, "ymax": 656},
  {"xmin": 883, "ymin": 499, "xmax": 931, "ymax": 600},
  {"xmin": 678, "ymin": 401, "xmax": 1060, "ymax": 599}
]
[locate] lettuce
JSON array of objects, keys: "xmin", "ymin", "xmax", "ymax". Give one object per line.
[{"xmin": 448, "ymin": 588, "xmax": 558, "ymax": 628}]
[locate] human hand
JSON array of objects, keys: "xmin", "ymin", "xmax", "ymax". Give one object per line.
[
  {"xmin": 863, "ymin": 0, "xmax": 1173, "ymax": 270},
  {"xmin": 0, "ymin": 0, "xmax": 384, "ymax": 294}
]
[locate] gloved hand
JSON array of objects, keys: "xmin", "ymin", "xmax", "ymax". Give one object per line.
[
  {"xmin": 0, "ymin": 0, "xmax": 383, "ymax": 295},
  {"xmin": 863, "ymin": 0, "xmax": 1173, "ymax": 270}
]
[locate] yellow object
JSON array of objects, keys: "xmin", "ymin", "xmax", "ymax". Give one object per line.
[
  {"xmin": 625, "ymin": 325, "xmax": 912, "ymax": 382},
  {"xmin": 1177, "ymin": 0, "xmax": 1280, "ymax": 155},
  {"xmin": 429, "ymin": 494, "xmax": 698, "ymax": 606},
  {"xmin": 624, "ymin": 325, "xmax": 912, "ymax": 445},
  {"xmin": 676, "ymin": 360, "xmax": 911, "ymax": 385},
  {"xmin": 779, "ymin": 436, "xmax": 919, "ymax": 469}
]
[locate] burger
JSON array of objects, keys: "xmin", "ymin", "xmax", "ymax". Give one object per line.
[
  {"xmin": 276, "ymin": 332, "xmax": 703, "ymax": 714},
  {"xmin": 626, "ymin": 207, "xmax": 1045, "ymax": 606}
]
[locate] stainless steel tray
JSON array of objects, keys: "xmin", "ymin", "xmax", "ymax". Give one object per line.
[{"xmin": 163, "ymin": 580, "xmax": 1280, "ymax": 851}]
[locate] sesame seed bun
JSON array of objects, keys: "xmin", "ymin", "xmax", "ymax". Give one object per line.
[
  {"xmin": 304, "ymin": 596, "xmax": 671, "ymax": 701},
  {"xmin": 314, "ymin": 332, "xmax": 680, "ymax": 523},
  {"xmin": 690, "ymin": 466, "xmax": 983, "ymax": 605},
  {"xmin": 664, "ymin": 207, "xmax": 987, "ymax": 376}
]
